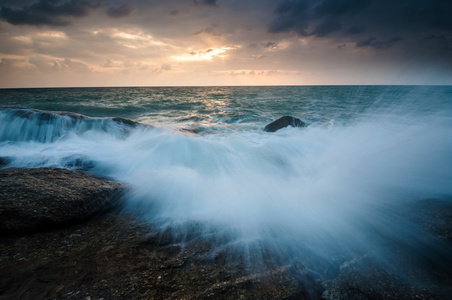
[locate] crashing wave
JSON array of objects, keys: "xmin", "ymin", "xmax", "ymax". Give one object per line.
[{"xmin": 0, "ymin": 108, "xmax": 150, "ymax": 143}]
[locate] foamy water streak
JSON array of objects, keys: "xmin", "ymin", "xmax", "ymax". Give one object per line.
[{"xmin": 1, "ymin": 103, "xmax": 451, "ymax": 262}]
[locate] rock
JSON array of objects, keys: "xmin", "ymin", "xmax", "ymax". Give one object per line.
[
  {"xmin": 1, "ymin": 108, "xmax": 151, "ymax": 142},
  {"xmin": 112, "ymin": 117, "xmax": 141, "ymax": 128},
  {"xmin": 0, "ymin": 166, "xmax": 324, "ymax": 298},
  {"xmin": 180, "ymin": 128, "xmax": 200, "ymax": 135},
  {"xmin": 323, "ymin": 198, "xmax": 452, "ymax": 300},
  {"xmin": 9, "ymin": 108, "xmax": 87, "ymax": 124},
  {"xmin": 0, "ymin": 168, "xmax": 125, "ymax": 235},
  {"xmin": 0, "ymin": 156, "xmax": 11, "ymax": 167},
  {"xmin": 264, "ymin": 116, "xmax": 306, "ymax": 132},
  {"xmin": 1, "ymin": 168, "xmax": 451, "ymax": 299},
  {"xmin": 62, "ymin": 155, "xmax": 97, "ymax": 171},
  {"xmin": 2, "ymin": 107, "xmax": 147, "ymax": 129},
  {"xmin": 324, "ymin": 256, "xmax": 451, "ymax": 300},
  {"xmin": 410, "ymin": 198, "xmax": 452, "ymax": 243},
  {"xmin": 0, "ymin": 214, "xmax": 324, "ymax": 299}
]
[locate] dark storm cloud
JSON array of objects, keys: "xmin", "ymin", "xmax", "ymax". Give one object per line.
[
  {"xmin": 311, "ymin": 17, "xmax": 342, "ymax": 37},
  {"xmin": 268, "ymin": 0, "xmax": 310, "ymax": 36},
  {"xmin": 346, "ymin": 26, "xmax": 364, "ymax": 35},
  {"xmin": 0, "ymin": 0, "xmax": 99, "ymax": 26},
  {"xmin": 356, "ymin": 36, "xmax": 403, "ymax": 50},
  {"xmin": 106, "ymin": 4, "xmax": 134, "ymax": 19},
  {"xmin": 1, "ymin": 6, "xmax": 69, "ymax": 26},
  {"xmin": 268, "ymin": 0, "xmax": 452, "ymax": 41}
]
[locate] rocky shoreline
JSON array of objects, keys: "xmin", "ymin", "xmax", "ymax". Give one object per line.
[
  {"xmin": 0, "ymin": 168, "xmax": 125, "ymax": 235},
  {"xmin": 1, "ymin": 167, "xmax": 452, "ymax": 299}
]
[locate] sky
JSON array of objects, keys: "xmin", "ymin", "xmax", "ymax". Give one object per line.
[{"xmin": 0, "ymin": 0, "xmax": 451, "ymax": 88}]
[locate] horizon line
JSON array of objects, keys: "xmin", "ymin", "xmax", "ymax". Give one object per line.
[{"xmin": 1, "ymin": 83, "xmax": 451, "ymax": 89}]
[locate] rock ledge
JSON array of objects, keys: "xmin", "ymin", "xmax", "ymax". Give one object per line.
[{"xmin": 0, "ymin": 168, "xmax": 125, "ymax": 235}]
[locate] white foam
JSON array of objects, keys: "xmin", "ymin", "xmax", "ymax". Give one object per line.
[{"xmin": 1, "ymin": 105, "xmax": 452, "ymax": 261}]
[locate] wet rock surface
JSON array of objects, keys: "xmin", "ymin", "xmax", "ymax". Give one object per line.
[
  {"xmin": 112, "ymin": 116, "xmax": 141, "ymax": 128},
  {"xmin": 4, "ymin": 107, "xmax": 87, "ymax": 123},
  {"xmin": 0, "ymin": 213, "xmax": 323, "ymax": 299},
  {"xmin": 61, "ymin": 155, "xmax": 97, "ymax": 171},
  {"xmin": 0, "ymin": 157, "xmax": 11, "ymax": 167},
  {"xmin": 5, "ymin": 107, "xmax": 145, "ymax": 129},
  {"xmin": 1, "ymin": 169, "xmax": 451, "ymax": 299},
  {"xmin": 264, "ymin": 116, "xmax": 306, "ymax": 132},
  {"xmin": 323, "ymin": 198, "xmax": 452, "ymax": 300},
  {"xmin": 0, "ymin": 168, "xmax": 125, "ymax": 235}
]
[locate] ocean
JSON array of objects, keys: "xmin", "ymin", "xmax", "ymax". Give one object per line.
[{"xmin": 1, "ymin": 85, "xmax": 452, "ymax": 272}]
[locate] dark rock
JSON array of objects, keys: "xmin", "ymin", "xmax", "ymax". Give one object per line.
[
  {"xmin": 0, "ymin": 168, "xmax": 125, "ymax": 235},
  {"xmin": 180, "ymin": 128, "xmax": 200, "ymax": 135},
  {"xmin": 2, "ymin": 108, "xmax": 145, "ymax": 128},
  {"xmin": 0, "ymin": 214, "xmax": 323, "ymax": 299},
  {"xmin": 8, "ymin": 108, "xmax": 87, "ymax": 124},
  {"xmin": 0, "ymin": 164, "xmax": 323, "ymax": 298},
  {"xmin": 1, "ymin": 108, "xmax": 153, "ymax": 143},
  {"xmin": 264, "ymin": 116, "xmax": 306, "ymax": 132},
  {"xmin": 0, "ymin": 156, "xmax": 11, "ymax": 167},
  {"xmin": 410, "ymin": 198, "xmax": 452, "ymax": 243},
  {"xmin": 323, "ymin": 198, "xmax": 452, "ymax": 300},
  {"xmin": 112, "ymin": 117, "xmax": 140, "ymax": 128},
  {"xmin": 324, "ymin": 256, "xmax": 451, "ymax": 300},
  {"xmin": 43, "ymin": 110, "xmax": 86, "ymax": 121},
  {"xmin": 62, "ymin": 155, "xmax": 96, "ymax": 171},
  {"xmin": 1, "ymin": 167, "xmax": 451, "ymax": 299}
]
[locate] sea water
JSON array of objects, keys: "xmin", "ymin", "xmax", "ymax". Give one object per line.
[{"xmin": 1, "ymin": 85, "xmax": 452, "ymax": 272}]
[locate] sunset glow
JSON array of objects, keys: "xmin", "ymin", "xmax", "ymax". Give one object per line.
[
  {"xmin": 172, "ymin": 47, "xmax": 235, "ymax": 62},
  {"xmin": 0, "ymin": 0, "xmax": 451, "ymax": 87}
]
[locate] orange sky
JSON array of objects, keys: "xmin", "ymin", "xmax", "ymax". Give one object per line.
[{"xmin": 1, "ymin": 0, "xmax": 451, "ymax": 88}]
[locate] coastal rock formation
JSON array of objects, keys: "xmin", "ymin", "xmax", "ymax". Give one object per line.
[
  {"xmin": 264, "ymin": 116, "xmax": 306, "ymax": 132},
  {"xmin": 0, "ymin": 167, "xmax": 322, "ymax": 299},
  {"xmin": 0, "ymin": 108, "xmax": 149, "ymax": 143},
  {"xmin": 112, "ymin": 116, "xmax": 141, "ymax": 127},
  {"xmin": 1, "ymin": 167, "xmax": 451, "ymax": 299},
  {"xmin": 10, "ymin": 108, "xmax": 86, "ymax": 123},
  {"xmin": 3, "ymin": 107, "xmax": 141, "ymax": 129},
  {"xmin": 0, "ymin": 168, "xmax": 125, "ymax": 234},
  {"xmin": 0, "ymin": 214, "xmax": 324, "ymax": 299},
  {"xmin": 62, "ymin": 155, "xmax": 97, "ymax": 171}
]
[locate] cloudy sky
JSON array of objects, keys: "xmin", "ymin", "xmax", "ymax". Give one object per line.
[{"xmin": 1, "ymin": 0, "xmax": 451, "ymax": 87}]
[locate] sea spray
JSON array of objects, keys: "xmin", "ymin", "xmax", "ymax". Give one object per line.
[{"xmin": 1, "ymin": 86, "xmax": 451, "ymax": 281}]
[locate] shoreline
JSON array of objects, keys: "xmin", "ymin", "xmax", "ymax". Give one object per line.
[
  {"xmin": 0, "ymin": 167, "xmax": 320, "ymax": 299},
  {"xmin": 1, "ymin": 166, "xmax": 452, "ymax": 299}
]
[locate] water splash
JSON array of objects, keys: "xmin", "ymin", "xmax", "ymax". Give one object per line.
[{"xmin": 1, "ymin": 88, "xmax": 451, "ymax": 282}]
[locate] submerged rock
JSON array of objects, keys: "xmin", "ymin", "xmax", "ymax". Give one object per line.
[
  {"xmin": 0, "ymin": 168, "xmax": 125, "ymax": 235},
  {"xmin": 8, "ymin": 108, "xmax": 87, "ymax": 124},
  {"xmin": 264, "ymin": 116, "xmax": 306, "ymax": 132},
  {"xmin": 62, "ymin": 155, "xmax": 97, "ymax": 171},
  {"xmin": 180, "ymin": 128, "xmax": 200, "ymax": 135},
  {"xmin": 112, "ymin": 116, "xmax": 141, "ymax": 128},
  {"xmin": 0, "ymin": 156, "xmax": 11, "ymax": 167},
  {"xmin": 2, "ymin": 108, "xmax": 142, "ymax": 128},
  {"xmin": 0, "ymin": 107, "xmax": 150, "ymax": 142}
]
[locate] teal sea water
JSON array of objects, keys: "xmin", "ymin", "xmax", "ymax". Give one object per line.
[
  {"xmin": 2, "ymin": 85, "xmax": 450, "ymax": 133},
  {"xmin": 1, "ymin": 85, "xmax": 452, "ymax": 275}
]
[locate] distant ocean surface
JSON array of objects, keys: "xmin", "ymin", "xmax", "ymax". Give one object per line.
[
  {"xmin": 3, "ymin": 85, "xmax": 451, "ymax": 133},
  {"xmin": 1, "ymin": 85, "xmax": 452, "ymax": 262}
]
